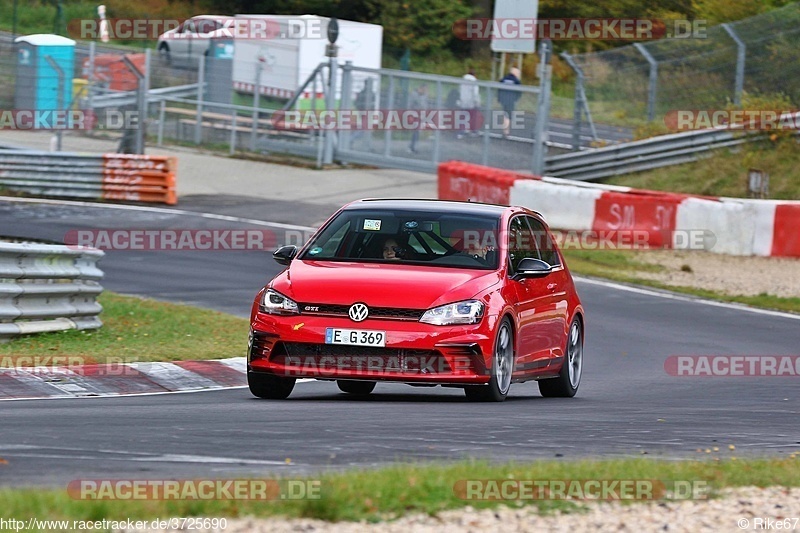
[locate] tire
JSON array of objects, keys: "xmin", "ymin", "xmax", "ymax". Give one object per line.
[
  {"xmin": 539, "ymin": 317, "xmax": 583, "ymax": 398},
  {"xmin": 248, "ymin": 371, "xmax": 295, "ymax": 399},
  {"xmin": 158, "ymin": 43, "xmax": 171, "ymax": 65},
  {"xmin": 337, "ymin": 380, "xmax": 376, "ymax": 395},
  {"xmin": 464, "ymin": 316, "xmax": 514, "ymax": 402}
]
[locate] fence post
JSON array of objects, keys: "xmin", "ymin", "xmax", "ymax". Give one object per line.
[
  {"xmin": 195, "ymin": 52, "xmax": 205, "ymax": 145},
  {"xmin": 634, "ymin": 43, "xmax": 657, "ymax": 122},
  {"xmin": 433, "ymin": 80, "xmax": 442, "ymax": 164},
  {"xmin": 722, "ymin": 23, "xmax": 746, "ymax": 107},
  {"xmin": 250, "ymin": 60, "xmax": 262, "ymax": 152},
  {"xmin": 323, "ymin": 56, "xmax": 338, "ymax": 165},
  {"xmin": 230, "ymin": 110, "xmax": 237, "ymax": 155},
  {"xmin": 157, "ymin": 99, "xmax": 165, "ymax": 146},
  {"xmin": 87, "ymin": 42, "xmax": 95, "ymax": 112},
  {"xmin": 340, "ymin": 61, "xmax": 354, "ymax": 151},
  {"xmin": 532, "ymin": 40, "xmax": 552, "ymax": 176},
  {"xmin": 383, "ymin": 74, "xmax": 395, "ymax": 157},
  {"xmin": 482, "ymin": 85, "xmax": 491, "ymax": 165}
]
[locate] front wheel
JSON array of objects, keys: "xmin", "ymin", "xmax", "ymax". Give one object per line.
[
  {"xmin": 158, "ymin": 43, "xmax": 171, "ymax": 65},
  {"xmin": 248, "ymin": 371, "xmax": 295, "ymax": 399},
  {"xmin": 337, "ymin": 380, "xmax": 376, "ymax": 395},
  {"xmin": 465, "ymin": 316, "xmax": 514, "ymax": 402},
  {"xmin": 539, "ymin": 317, "xmax": 583, "ymax": 398}
]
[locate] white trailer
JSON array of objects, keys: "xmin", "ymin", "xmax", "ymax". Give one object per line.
[{"xmin": 231, "ymin": 15, "xmax": 382, "ymax": 104}]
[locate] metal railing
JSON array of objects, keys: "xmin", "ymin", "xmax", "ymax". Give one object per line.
[
  {"xmin": 0, "ymin": 242, "xmax": 104, "ymax": 337},
  {"xmin": 544, "ymin": 126, "xmax": 769, "ymax": 181}
]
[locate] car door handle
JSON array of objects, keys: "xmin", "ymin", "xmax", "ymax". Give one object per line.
[{"xmin": 547, "ymin": 283, "xmax": 557, "ymax": 291}]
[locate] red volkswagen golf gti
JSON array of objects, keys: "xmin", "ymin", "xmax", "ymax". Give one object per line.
[{"xmin": 248, "ymin": 199, "xmax": 585, "ymax": 401}]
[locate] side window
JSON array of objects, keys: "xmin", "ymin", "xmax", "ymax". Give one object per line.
[
  {"xmin": 526, "ymin": 216, "xmax": 561, "ymax": 267},
  {"xmin": 507, "ymin": 216, "xmax": 539, "ymax": 274}
]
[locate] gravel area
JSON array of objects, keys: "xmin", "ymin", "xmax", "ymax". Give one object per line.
[
  {"xmin": 119, "ymin": 486, "xmax": 799, "ymax": 532},
  {"xmin": 629, "ymin": 250, "xmax": 799, "ymax": 298}
]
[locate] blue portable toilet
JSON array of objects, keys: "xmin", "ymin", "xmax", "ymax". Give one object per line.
[{"xmin": 14, "ymin": 34, "xmax": 76, "ymax": 112}]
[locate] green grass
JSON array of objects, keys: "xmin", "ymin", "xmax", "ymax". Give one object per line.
[
  {"xmin": 601, "ymin": 138, "xmax": 800, "ymax": 200},
  {"xmin": 0, "ymin": 457, "xmax": 797, "ymax": 525},
  {"xmin": 561, "ymin": 249, "xmax": 800, "ymax": 314},
  {"xmin": 0, "ymin": 292, "xmax": 249, "ymax": 365}
]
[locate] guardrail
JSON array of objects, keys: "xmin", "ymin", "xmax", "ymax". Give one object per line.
[
  {"xmin": 544, "ymin": 128, "xmax": 758, "ymax": 181},
  {"xmin": 542, "ymin": 110, "xmax": 800, "ymax": 181},
  {"xmin": 0, "ymin": 242, "xmax": 105, "ymax": 337},
  {"xmin": 0, "ymin": 150, "xmax": 177, "ymax": 204}
]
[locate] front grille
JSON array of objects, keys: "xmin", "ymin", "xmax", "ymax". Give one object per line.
[
  {"xmin": 271, "ymin": 342, "xmax": 450, "ymax": 374},
  {"xmin": 298, "ymin": 303, "xmax": 424, "ymax": 321}
]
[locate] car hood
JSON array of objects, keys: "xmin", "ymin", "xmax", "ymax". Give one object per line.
[{"xmin": 272, "ymin": 260, "xmax": 501, "ymax": 309}]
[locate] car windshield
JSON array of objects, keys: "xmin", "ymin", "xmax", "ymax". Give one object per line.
[{"xmin": 299, "ymin": 209, "xmax": 500, "ymax": 269}]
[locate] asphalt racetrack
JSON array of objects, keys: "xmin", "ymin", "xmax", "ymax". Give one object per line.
[{"xmin": 0, "ymin": 198, "xmax": 798, "ymax": 487}]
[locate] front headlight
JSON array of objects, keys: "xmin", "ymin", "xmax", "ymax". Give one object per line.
[
  {"xmin": 260, "ymin": 289, "xmax": 299, "ymax": 315},
  {"xmin": 419, "ymin": 300, "xmax": 485, "ymax": 326}
]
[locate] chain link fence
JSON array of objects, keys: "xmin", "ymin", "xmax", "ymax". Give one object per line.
[{"xmin": 567, "ymin": 3, "xmax": 800, "ymax": 130}]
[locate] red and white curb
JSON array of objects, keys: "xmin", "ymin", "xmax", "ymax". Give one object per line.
[{"xmin": 0, "ymin": 357, "xmax": 251, "ymax": 401}]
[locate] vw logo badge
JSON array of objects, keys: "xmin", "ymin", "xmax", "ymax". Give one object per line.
[{"xmin": 348, "ymin": 303, "xmax": 369, "ymax": 322}]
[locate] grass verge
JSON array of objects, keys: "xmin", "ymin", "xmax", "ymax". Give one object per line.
[
  {"xmin": 0, "ymin": 457, "xmax": 798, "ymax": 524},
  {"xmin": 601, "ymin": 138, "xmax": 800, "ymax": 200},
  {"xmin": 562, "ymin": 249, "xmax": 800, "ymax": 314},
  {"xmin": 0, "ymin": 292, "xmax": 249, "ymax": 364}
]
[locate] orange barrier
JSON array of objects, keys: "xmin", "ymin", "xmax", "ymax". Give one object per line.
[{"xmin": 101, "ymin": 155, "xmax": 177, "ymax": 205}]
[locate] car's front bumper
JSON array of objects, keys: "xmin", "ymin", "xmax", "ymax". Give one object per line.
[{"xmin": 248, "ymin": 311, "xmax": 500, "ymax": 384}]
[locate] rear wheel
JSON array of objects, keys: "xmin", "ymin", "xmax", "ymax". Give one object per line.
[
  {"xmin": 248, "ymin": 371, "xmax": 295, "ymax": 399},
  {"xmin": 464, "ymin": 316, "xmax": 514, "ymax": 402},
  {"xmin": 539, "ymin": 317, "xmax": 583, "ymax": 398},
  {"xmin": 337, "ymin": 380, "xmax": 376, "ymax": 395}
]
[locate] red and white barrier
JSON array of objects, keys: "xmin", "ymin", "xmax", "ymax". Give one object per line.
[{"xmin": 438, "ymin": 161, "xmax": 800, "ymax": 257}]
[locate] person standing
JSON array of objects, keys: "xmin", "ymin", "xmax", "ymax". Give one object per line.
[
  {"xmin": 458, "ymin": 69, "xmax": 480, "ymax": 138},
  {"xmin": 497, "ymin": 67, "xmax": 521, "ymax": 137},
  {"xmin": 408, "ymin": 84, "xmax": 428, "ymax": 153}
]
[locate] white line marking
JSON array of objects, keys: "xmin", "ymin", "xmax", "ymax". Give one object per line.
[
  {"xmin": 0, "ymin": 195, "xmax": 317, "ymax": 231},
  {"xmin": 574, "ymin": 276, "xmax": 800, "ymax": 320}
]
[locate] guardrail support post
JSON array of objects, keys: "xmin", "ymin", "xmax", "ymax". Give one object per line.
[
  {"xmin": 722, "ymin": 23, "xmax": 746, "ymax": 107},
  {"xmin": 634, "ymin": 43, "xmax": 658, "ymax": 122}
]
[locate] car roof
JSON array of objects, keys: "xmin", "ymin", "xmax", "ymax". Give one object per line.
[{"xmin": 344, "ymin": 198, "xmax": 542, "ymax": 219}]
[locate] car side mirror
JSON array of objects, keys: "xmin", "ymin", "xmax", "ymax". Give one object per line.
[
  {"xmin": 514, "ymin": 257, "xmax": 553, "ymax": 279},
  {"xmin": 273, "ymin": 245, "xmax": 297, "ymax": 266}
]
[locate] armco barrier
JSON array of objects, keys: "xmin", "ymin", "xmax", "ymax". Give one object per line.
[
  {"xmin": 0, "ymin": 242, "xmax": 104, "ymax": 337},
  {"xmin": 0, "ymin": 150, "xmax": 177, "ymax": 205},
  {"xmin": 437, "ymin": 161, "xmax": 800, "ymax": 257}
]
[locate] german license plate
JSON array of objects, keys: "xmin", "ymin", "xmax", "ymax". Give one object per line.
[{"xmin": 325, "ymin": 328, "xmax": 386, "ymax": 347}]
